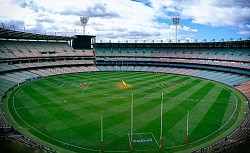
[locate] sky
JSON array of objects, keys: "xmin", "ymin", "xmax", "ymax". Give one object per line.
[{"xmin": 0, "ymin": 0, "xmax": 250, "ymax": 43}]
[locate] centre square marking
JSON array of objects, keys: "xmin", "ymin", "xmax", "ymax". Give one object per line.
[{"xmin": 128, "ymin": 132, "xmax": 159, "ymax": 150}]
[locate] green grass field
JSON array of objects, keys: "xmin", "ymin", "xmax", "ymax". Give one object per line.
[{"xmin": 2, "ymin": 72, "xmax": 248, "ymax": 153}]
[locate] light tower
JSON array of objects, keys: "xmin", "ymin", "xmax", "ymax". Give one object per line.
[
  {"xmin": 80, "ymin": 17, "xmax": 89, "ymax": 35},
  {"xmin": 172, "ymin": 17, "xmax": 180, "ymax": 43}
]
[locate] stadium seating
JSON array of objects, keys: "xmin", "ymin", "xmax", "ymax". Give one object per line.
[
  {"xmin": 0, "ymin": 30, "xmax": 249, "ymax": 153},
  {"xmin": 236, "ymin": 81, "xmax": 250, "ymax": 99},
  {"xmin": 95, "ymin": 47, "xmax": 250, "ymax": 73},
  {"xmin": 97, "ymin": 65, "xmax": 250, "ymax": 87},
  {"xmin": 0, "ymin": 39, "xmax": 99, "ymax": 97}
]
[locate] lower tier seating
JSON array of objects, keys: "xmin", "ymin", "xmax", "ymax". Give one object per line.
[{"xmin": 97, "ymin": 66, "xmax": 250, "ymax": 87}]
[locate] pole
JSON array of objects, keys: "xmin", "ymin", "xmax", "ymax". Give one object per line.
[
  {"xmin": 160, "ymin": 92, "xmax": 163, "ymax": 149},
  {"xmin": 130, "ymin": 93, "xmax": 133, "ymax": 151},
  {"xmin": 100, "ymin": 114, "xmax": 104, "ymax": 152},
  {"xmin": 186, "ymin": 110, "xmax": 189, "ymax": 145},
  {"xmin": 175, "ymin": 25, "xmax": 177, "ymax": 43}
]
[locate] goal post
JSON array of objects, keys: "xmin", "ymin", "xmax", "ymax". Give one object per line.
[
  {"xmin": 160, "ymin": 92, "xmax": 163, "ymax": 149},
  {"xmin": 100, "ymin": 114, "xmax": 104, "ymax": 152},
  {"xmin": 130, "ymin": 93, "xmax": 134, "ymax": 151},
  {"xmin": 186, "ymin": 110, "xmax": 189, "ymax": 145}
]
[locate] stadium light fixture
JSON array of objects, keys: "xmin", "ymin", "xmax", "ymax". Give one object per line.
[
  {"xmin": 172, "ymin": 17, "xmax": 180, "ymax": 43},
  {"xmin": 220, "ymin": 38, "xmax": 224, "ymax": 42},
  {"xmin": 80, "ymin": 17, "xmax": 89, "ymax": 35}
]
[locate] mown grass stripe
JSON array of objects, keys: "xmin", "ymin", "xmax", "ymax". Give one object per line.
[
  {"xmin": 102, "ymin": 79, "xmax": 205, "ymax": 132},
  {"xmin": 135, "ymin": 82, "xmax": 215, "ymax": 144},
  {"xmin": 167, "ymin": 84, "xmax": 223, "ymax": 145},
  {"xmin": 4, "ymin": 72, "xmax": 246, "ymax": 153},
  {"xmin": 102, "ymin": 80, "xmax": 214, "ymax": 148},
  {"xmin": 18, "ymin": 85, "xmax": 87, "ymax": 128},
  {"xmin": 221, "ymin": 93, "xmax": 237, "ymax": 126},
  {"xmin": 80, "ymin": 73, "xmax": 182, "ymax": 100},
  {"xmin": 60, "ymin": 76, "xmax": 195, "ymax": 139},
  {"xmin": 190, "ymin": 89, "xmax": 231, "ymax": 141}
]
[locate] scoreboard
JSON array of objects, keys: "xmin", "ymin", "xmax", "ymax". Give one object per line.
[{"xmin": 72, "ymin": 35, "xmax": 96, "ymax": 49}]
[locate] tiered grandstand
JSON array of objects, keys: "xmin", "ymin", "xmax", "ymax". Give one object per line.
[
  {"xmin": 95, "ymin": 43, "xmax": 249, "ymax": 86},
  {"xmin": 94, "ymin": 42, "xmax": 250, "ymax": 153},
  {"xmin": 0, "ymin": 28, "xmax": 99, "ymax": 152},
  {"xmin": 0, "ymin": 27, "xmax": 249, "ymax": 152},
  {"xmin": 0, "ymin": 29, "xmax": 99, "ymax": 97}
]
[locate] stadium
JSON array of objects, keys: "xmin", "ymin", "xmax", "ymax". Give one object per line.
[
  {"xmin": 0, "ymin": 26, "xmax": 249, "ymax": 153},
  {"xmin": 0, "ymin": 1, "xmax": 250, "ymax": 153}
]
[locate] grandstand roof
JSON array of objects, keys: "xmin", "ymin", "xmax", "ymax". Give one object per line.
[
  {"xmin": 95, "ymin": 40, "xmax": 250, "ymax": 48},
  {"xmin": 0, "ymin": 28, "xmax": 75, "ymax": 41}
]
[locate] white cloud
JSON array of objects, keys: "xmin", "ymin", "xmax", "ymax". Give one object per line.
[
  {"xmin": 0, "ymin": 0, "xmax": 249, "ymax": 42},
  {"xmin": 237, "ymin": 30, "xmax": 250, "ymax": 36},
  {"xmin": 166, "ymin": 0, "xmax": 250, "ymax": 34},
  {"xmin": 181, "ymin": 26, "xmax": 198, "ymax": 32},
  {"xmin": 149, "ymin": 0, "xmax": 250, "ymax": 39}
]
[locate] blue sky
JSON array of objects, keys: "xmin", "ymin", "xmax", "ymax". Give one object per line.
[{"xmin": 0, "ymin": 0, "xmax": 249, "ymax": 42}]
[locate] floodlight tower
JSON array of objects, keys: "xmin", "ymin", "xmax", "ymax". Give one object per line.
[
  {"xmin": 172, "ymin": 17, "xmax": 180, "ymax": 43},
  {"xmin": 80, "ymin": 17, "xmax": 89, "ymax": 35}
]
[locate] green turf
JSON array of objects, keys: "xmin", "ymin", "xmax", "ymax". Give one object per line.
[{"xmin": 2, "ymin": 72, "xmax": 248, "ymax": 153}]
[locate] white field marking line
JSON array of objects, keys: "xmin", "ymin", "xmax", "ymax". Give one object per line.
[
  {"xmin": 108, "ymin": 150, "xmax": 130, "ymax": 153},
  {"xmin": 133, "ymin": 132, "xmax": 152, "ymax": 135},
  {"xmin": 68, "ymin": 82, "xmax": 76, "ymax": 88},
  {"xmin": 150, "ymin": 132, "xmax": 160, "ymax": 147},
  {"xmin": 152, "ymin": 81, "xmax": 169, "ymax": 93},
  {"xmin": 12, "ymin": 84, "xmax": 99, "ymax": 152},
  {"xmin": 189, "ymin": 88, "xmax": 239, "ymax": 145},
  {"xmin": 82, "ymin": 79, "xmax": 93, "ymax": 94},
  {"xmin": 164, "ymin": 143, "xmax": 187, "ymax": 149}
]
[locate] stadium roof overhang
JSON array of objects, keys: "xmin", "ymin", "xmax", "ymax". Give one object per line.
[
  {"xmin": 95, "ymin": 40, "xmax": 250, "ymax": 48},
  {"xmin": 0, "ymin": 28, "xmax": 75, "ymax": 41}
]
